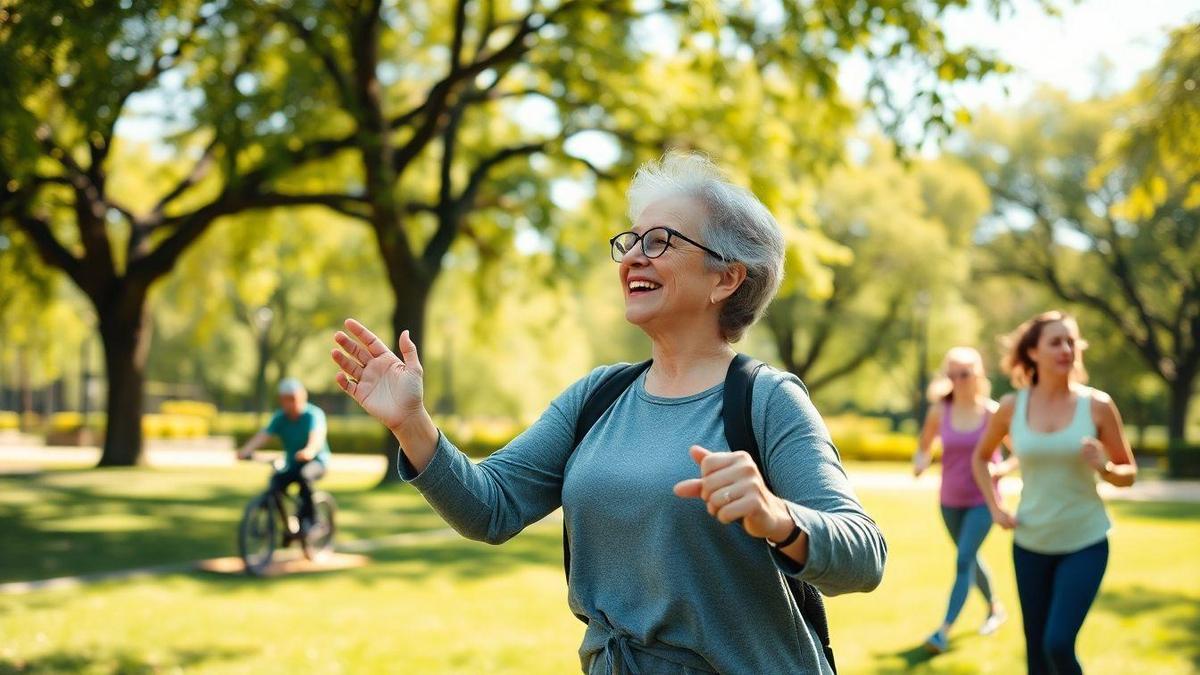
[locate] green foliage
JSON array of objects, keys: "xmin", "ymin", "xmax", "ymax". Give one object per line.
[
  {"xmin": 764, "ymin": 139, "xmax": 990, "ymax": 411},
  {"xmin": 961, "ymin": 79, "xmax": 1200, "ymax": 439},
  {"xmin": 147, "ymin": 205, "xmax": 389, "ymax": 402}
]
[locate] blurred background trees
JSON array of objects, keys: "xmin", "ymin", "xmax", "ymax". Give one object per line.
[{"xmin": 1, "ymin": 2, "xmax": 1196, "ymax": 475}]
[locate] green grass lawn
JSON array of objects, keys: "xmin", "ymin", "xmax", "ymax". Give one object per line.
[{"xmin": 1, "ymin": 465, "xmax": 1196, "ymax": 674}]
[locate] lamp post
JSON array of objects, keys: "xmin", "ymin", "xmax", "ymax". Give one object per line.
[{"xmin": 252, "ymin": 306, "xmax": 274, "ymax": 427}]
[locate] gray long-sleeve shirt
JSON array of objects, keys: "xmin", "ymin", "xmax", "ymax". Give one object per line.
[{"xmin": 400, "ymin": 364, "xmax": 887, "ymax": 674}]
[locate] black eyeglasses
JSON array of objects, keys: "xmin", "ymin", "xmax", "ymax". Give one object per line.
[{"xmin": 609, "ymin": 227, "xmax": 727, "ymax": 263}]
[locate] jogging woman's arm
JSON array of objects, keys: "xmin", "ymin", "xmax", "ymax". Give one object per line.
[
  {"xmin": 913, "ymin": 404, "xmax": 941, "ymax": 477},
  {"xmin": 972, "ymin": 395, "xmax": 1016, "ymax": 529}
]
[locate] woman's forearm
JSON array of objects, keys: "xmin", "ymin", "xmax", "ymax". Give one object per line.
[
  {"xmin": 390, "ymin": 407, "xmax": 439, "ymax": 473},
  {"xmin": 972, "ymin": 457, "xmax": 1001, "ymax": 511},
  {"xmin": 1100, "ymin": 462, "xmax": 1137, "ymax": 487}
]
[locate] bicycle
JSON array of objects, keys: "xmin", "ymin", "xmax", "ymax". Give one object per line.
[{"xmin": 238, "ymin": 456, "xmax": 337, "ymax": 576}]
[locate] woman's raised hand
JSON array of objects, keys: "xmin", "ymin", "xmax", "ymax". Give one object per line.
[{"xmin": 331, "ymin": 319, "xmax": 426, "ymax": 433}]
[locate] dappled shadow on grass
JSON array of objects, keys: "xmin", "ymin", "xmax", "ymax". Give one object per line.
[
  {"xmin": 873, "ymin": 634, "xmax": 983, "ymax": 673},
  {"xmin": 1108, "ymin": 500, "xmax": 1200, "ymax": 522},
  {"xmin": 0, "ymin": 469, "xmax": 440, "ymax": 584},
  {"xmin": 1094, "ymin": 585, "xmax": 1199, "ymax": 669},
  {"xmin": 0, "ymin": 644, "xmax": 251, "ymax": 674},
  {"xmin": 189, "ymin": 524, "xmax": 565, "ymax": 596}
]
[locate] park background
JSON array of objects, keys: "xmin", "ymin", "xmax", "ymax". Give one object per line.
[{"xmin": 1, "ymin": 0, "xmax": 1198, "ymax": 673}]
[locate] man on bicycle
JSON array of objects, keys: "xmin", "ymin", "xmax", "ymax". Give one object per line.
[{"xmin": 237, "ymin": 378, "xmax": 331, "ymax": 531}]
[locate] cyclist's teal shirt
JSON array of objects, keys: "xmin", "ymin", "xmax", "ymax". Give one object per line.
[{"xmin": 266, "ymin": 403, "xmax": 331, "ymax": 468}]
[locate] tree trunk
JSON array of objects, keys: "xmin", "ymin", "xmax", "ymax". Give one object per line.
[
  {"xmin": 96, "ymin": 289, "xmax": 151, "ymax": 467},
  {"xmin": 377, "ymin": 279, "xmax": 430, "ymax": 487},
  {"xmin": 1166, "ymin": 369, "xmax": 1195, "ymax": 445}
]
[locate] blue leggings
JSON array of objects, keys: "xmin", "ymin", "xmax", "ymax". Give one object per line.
[
  {"xmin": 939, "ymin": 504, "xmax": 995, "ymax": 626},
  {"xmin": 1012, "ymin": 539, "xmax": 1108, "ymax": 675}
]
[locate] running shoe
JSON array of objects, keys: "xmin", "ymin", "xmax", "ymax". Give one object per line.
[
  {"xmin": 980, "ymin": 605, "xmax": 1007, "ymax": 636},
  {"xmin": 924, "ymin": 629, "xmax": 949, "ymax": 654}
]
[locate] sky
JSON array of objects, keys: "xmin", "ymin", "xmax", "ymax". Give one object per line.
[{"xmin": 935, "ymin": 0, "xmax": 1196, "ymax": 106}]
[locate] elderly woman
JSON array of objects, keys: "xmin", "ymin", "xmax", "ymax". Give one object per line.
[{"xmin": 330, "ymin": 152, "xmax": 886, "ymax": 674}]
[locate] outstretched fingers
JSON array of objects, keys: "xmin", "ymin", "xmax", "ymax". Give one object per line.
[
  {"xmin": 343, "ymin": 318, "xmax": 392, "ymax": 358},
  {"xmin": 334, "ymin": 371, "xmax": 357, "ymax": 397},
  {"xmin": 334, "ymin": 331, "xmax": 372, "ymax": 365},
  {"xmin": 397, "ymin": 329, "xmax": 423, "ymax": 372},
  {"xmin": 331, "ymin": 348, "xmax": 365, "ymax": 381}
]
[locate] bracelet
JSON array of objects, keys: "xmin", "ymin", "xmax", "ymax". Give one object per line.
[{"xmin": 768, "ymin": 521, "xmax": 803, "ymax": 549}]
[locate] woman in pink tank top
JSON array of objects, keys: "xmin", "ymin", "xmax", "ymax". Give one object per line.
[{"xmin": 913, "ymin": 347, "xmax": 1016, "ymax": 653}]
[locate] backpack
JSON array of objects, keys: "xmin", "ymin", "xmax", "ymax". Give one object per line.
[{"xmin": 562, "ymin": 353, "xmax": 837, "ymax": 673}]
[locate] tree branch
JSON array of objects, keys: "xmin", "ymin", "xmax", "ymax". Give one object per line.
[
  {"xmin": 8, "ymin": 211, "xmax": 85, "ymax": 289},
  {"xmin": 420, "ymin": 140, "xmax": 547, "ymax": 271},
  {"xmin": 151, "ymin": 136, "xmax": 221, "ymax": 217},
  {"xmin": 134, "ymin": 191, "xmax": 370, "ymax": 284},
  {"xmin": 807, "ymin": 293, "xmax": 904, "ymax": 392},
  {"xmin": 391, "ymin": 8, "xmax": 547, "ymax": 171},
  {"xmin": 273, "ymin": 7, "xmax": 354, "ymax": 106}
]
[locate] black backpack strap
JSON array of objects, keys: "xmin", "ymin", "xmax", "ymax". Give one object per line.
[
  {"xmin": 722, "ymin": 354, "xmax": 837, "ymax": 673},
  {"xmin": 573, "ymin": 360, "xmax": 653, "ymax": 447},
  {"xmin": 563, "ymin": 360, "xmax": 653, "ymax": 623}
]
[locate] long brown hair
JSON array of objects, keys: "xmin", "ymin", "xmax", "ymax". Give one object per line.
[{"xmin": 1001, "ymin": 310, "xmax": 1089, "ymax": 388}]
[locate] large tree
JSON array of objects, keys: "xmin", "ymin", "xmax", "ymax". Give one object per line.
[
  {"xmin": 224, "ymin": 0, "xmax": 1025, "ymax": 480},
  {"xmin": 1, "ymin": 0, "xmax": 1038, "ymax": 472},
  {"xmin": 0, "ymin": 2, "xmax": 365, "ymax": 464},
  {"xmin": 962, "ymin": 59, "xmax": 1200, "ymax": 441}
]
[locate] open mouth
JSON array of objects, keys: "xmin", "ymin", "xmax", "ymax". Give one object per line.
[{"xmin": 628, "ymin": 280, "xmax": 662, "ymax": 295}]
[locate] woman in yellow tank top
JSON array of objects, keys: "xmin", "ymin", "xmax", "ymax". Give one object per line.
[{"xmin": 969, "ymin": 311, "xmax": 1137, "ymax": 675}]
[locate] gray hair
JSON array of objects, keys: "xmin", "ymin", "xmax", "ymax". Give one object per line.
[
  {"xmin": 277, "ymin": 378, "xmax": 305, "ymax": 395},
  {"xmin": 626, "ymin": 151, "xmax": 785, "ymax": 342}
]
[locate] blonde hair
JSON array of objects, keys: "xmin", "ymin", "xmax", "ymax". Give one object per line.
[
  {"xmin": 1000, "ymin": 310, "xmax": 1090, "ymax": 388},
  {"xmin": 927, "ymin": 346, "xmax": 992, "ymax": 403}
]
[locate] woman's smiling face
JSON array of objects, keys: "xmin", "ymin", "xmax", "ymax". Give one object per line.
[{"xmin": 618, "ymin": 196, "xmax": 721, "ymax": 331}]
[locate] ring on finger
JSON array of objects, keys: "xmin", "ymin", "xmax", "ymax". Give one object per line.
[{"xmin": 722, "ymin": 488, "xmax": 734, "ymax": 505}]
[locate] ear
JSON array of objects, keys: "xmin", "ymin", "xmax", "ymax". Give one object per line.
[{"xmin": 709, "ymin": 263, "xmax": 747, "ymax": 304}]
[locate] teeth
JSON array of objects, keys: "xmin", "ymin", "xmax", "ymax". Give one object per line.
[{"xmin": 629, "ymin": 280, "xmax": 661, "ymax": 291}]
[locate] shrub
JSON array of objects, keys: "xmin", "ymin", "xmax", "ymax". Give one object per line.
[
  {"xmin": 142, "ymin": 414, "xmax": 209, "ymax": 439},
  {"xmin": 833, "ymin": 430, "xmax": 920, "ymax": 462},
  {"xmin": 49, "ymin": 412, "xmax": 85, "ymax": 432},
  {"xmin": 160, "ymin": 400, "xmax": 218, "ymax": 420}
]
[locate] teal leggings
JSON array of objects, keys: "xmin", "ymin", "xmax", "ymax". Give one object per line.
[{"xmin": 939, "ymin": 504, "xmax": 995, "ymax": 626}]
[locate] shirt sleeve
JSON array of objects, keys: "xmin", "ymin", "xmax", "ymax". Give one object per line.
[
  {"xmin": 264, "ymin": 411, "xmax": 283, "ymax": 436},
  {"xmin": 756, "ymin": 371, "xmax": 888, "ymax": 596},
  {"xmin": 396, "ymin": 365, "xmax": 615, "ymax": 545},
  {"xmin": 307, "ymin": 406, "xmax": 327, "ymax": 432}
]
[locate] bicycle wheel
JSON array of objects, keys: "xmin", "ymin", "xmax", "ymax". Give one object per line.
[
  {"xmin": 238, "ymin": 493, "xmax": 277, "ymax": 576},
  {"xmin": 301, "ymin": 491, "xmax": 337, "ymax": 561}
]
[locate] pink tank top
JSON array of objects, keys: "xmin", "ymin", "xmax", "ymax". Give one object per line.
[{"xmin": 939, "ymin": 402, "xmax": 1001, "ymax": 507}]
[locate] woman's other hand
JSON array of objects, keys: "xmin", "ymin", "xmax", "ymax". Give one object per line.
[
  {"xmin": 673, "ymin": 445, "xmax": 795, "ymax": 543},
  {"xmin": 332, "ymin": 318, "xmax": 426, "ymax": 434}
]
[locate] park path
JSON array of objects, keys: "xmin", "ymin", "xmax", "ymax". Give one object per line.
[
  {"xmin": 5, "ymin": 442, "xmax": 1198, "ymax": 503},
  {"xmin": 2, "ymin": 443, "xmax": 1196, "ymax": 596}
]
